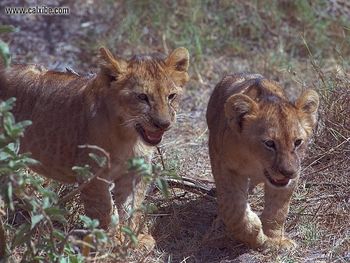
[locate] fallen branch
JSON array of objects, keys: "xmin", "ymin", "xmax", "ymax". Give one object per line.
[
  {"xmin": 154, "ymin": 147, "xmax": 216, "ymax": 198},
  {"xmin": 165, "ymin": 176, "xmax": 216, "ymax": 199}
]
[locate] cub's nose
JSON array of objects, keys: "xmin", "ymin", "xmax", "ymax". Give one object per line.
[
  {"xmin": 279, "ymin": 168, "xmax": 297, "ymax": 179},
  {"xmin": 152, "ymin": 118, "xmax": 171, "ymax": 131}
]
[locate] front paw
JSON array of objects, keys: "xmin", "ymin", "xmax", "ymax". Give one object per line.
[
  {"xmin": 114, "ymin": 230, "xmax": 155, "ymax": 252},
  {"xmin": 137, "ymin": 233, "xmax": 156, "ymax": 251},
  {"xmin": 262, "ymin": 236, "xmax": 297, "ymax": 251}
]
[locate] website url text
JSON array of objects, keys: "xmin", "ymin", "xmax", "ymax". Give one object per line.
[{"xmin": 5, "ymin": 6, "xmax": 70, "ymax": 16}]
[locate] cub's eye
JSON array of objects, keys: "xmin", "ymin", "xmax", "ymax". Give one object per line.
[
  {"xmin": 137, "ymin": 93, "xmax": 149, "ymax": 103},
  {"xmin": 109, "ymin": 75, "xmax": 117, "ymax": 82},
  {"xmin": 264, "ymin": 140, "xmax": 275, "ymax": 150},
  {"xmin": 294, "ymin": 139, "xmax": 303, "ymax": 148},
  {"xmin": 168, "ymin": 93, "xmax": 177, "ymax": 101}
]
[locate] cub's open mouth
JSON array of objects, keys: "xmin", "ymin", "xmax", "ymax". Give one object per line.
[
  {"xmin": 135, "ymin": 124, "xmax": 164, "ymax": 146},
  {"xmin": 264, "ymin": 170, "xmax": 290, "ymax": 187}
]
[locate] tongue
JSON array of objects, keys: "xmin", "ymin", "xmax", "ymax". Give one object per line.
[
  {"xmin": 144, "ymin": 130, "xmax": 164, "ymax": 141},
  {"xmin": 273, "ymin": 178, "xmax": 289, "ymax": 185}
]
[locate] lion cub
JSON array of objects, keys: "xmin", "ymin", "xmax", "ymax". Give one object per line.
[
  {"xmin": 206, "ymin": 73, "xmax": 319, "ymax": 250},
  {"xmin": 0, "ymin": 47, "xmax": 189, "ymax": 234}
]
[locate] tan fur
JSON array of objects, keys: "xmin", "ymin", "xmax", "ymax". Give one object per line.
[
  {"xmin": 206, "ymin": 73, "xmax": 319, "ymax": 250},
  {"xmin": 0, "ymin": 47, "xmax": 190, "ymax": 234}
]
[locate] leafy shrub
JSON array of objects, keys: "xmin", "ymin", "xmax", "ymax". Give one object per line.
[
  {"xmin": 0, "ymin": 98, "xmax": 172, "ymax": 262},
  {"xmin": 0, "ymin": 98, "xmax": 108, "ymax": 262}
]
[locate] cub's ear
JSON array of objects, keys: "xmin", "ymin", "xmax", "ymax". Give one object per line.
[
  {"xmin": 224, "ymin": 94, "xmax": 258, "ymax": 132},
  {"xmin": 166, "ymin": 47, "xmax": 189, "ymax": 72},
  {"xmin": 165, "ymin": 47, "xmax": 190, "ymax": 86},
  {"xmin": 295, "ymin": 89, "xmax": 319, "ymax": 132},
  {"xmin": 99, "ymin": 47, "xmax": 127, "ymax": 81}
]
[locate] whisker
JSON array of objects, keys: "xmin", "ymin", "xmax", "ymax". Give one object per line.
[{"xmin": 120, "ymin": 117, "xmax": 138, "ymax": 126}]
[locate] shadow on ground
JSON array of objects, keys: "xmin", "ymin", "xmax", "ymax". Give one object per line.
[{"xmin": 151, "ymin": 195, "xmax": 258, "ymax": 263}]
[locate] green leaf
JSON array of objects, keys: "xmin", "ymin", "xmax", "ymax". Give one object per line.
[
  {"xmin": 69, "ymin": 255, "xmax": 84, "ymax": 263},
  {"xmin": 0, "ymin": 98, "xmax": 16, "ymax": 112},
  {"xmin": 45, "ymin": 207, "xmax": 63, "ymax": 216},
  {"xmin": 89, "ymin": 153, "xmax": 107, "ymax": 168},
  {"xmin": 12, "ymin": 223, "xmax": 31, "ymax": 247},
  {"xmin": 40, "ymin": 188, "xmax": 58, "ymax": 201},
  {"xmin": 79, "ymin": 215, "xmax": 92, "ymax": 227},
  {"xmin": 110, "ymin": 214, "xmax": 119, "ymax": 227},
  {"xmin": 72, "ymin": 165, "xmax": 93, "ymax": 181},
  {"xmin": 0, "ymin": 25, "xmax": 18, "ymax": 33},
  {"xmin": 33, "ymin": 256, "xmax": 45, "ymax": 260},
  {"xmin": 121, "ymin": 226, "xmax": 138, "ymax": 245},
  {"xmin": 32, "ymin": 256, "xmax": 45, "ymax": 262},
  {"xmin": 143, "ymin": 203, "xmax": 157, "ymax": 213},
  {"xmin": 3, "ymin": 112, "xmax": 16, "ymax": 136},
  {"xmin": 3, "ymin": 144, "xmax": 18, "ymax": 157},
  {"xmin": 10, "ymin": 120, "xmax": 32, "ymax": 138},
  {"xmin": 90, "ymin": 219, "xmax": 99, "ymax": 229},
  {"xmin": 93, "ymin": 229, "xmax": 108, "ymax": 243},
  {"xmin": 156, "ymin": 177, "xmax": 169, "ymax": 198},
  {"xmin": 127, "ymin": 157, "xmax": 152, "ymax": 176},
  {"xmin": 22, "ymin": 156, "xmax": 38, "ymax": 166},
  {"xmin": 42, "ymin": 197, "xmax": 50, "ymax": 209},
  {"xmin": 53, "ymin": 229, "xmax": 66, "ymax": 241},
  {"xmin": 52, "ymin": 214, "xmax": 67, "ymax": 225},
  {"xmin": 31, "ymin": 214, "xmax": 44, "ymax": 229},
  {"xmin": 0, "ymin": 40, "xmax": 10, "ymax": 68},
  {"xmin": 7, "ymin": 182, "xmax": 14, "ymax": 210},
  {"xmin": 59, "ymin": 257, "xmax": 68, "ymax": 263},
  {"xmin": 80, "ymin": 215, "xmax": 99, "ymax": 229}
]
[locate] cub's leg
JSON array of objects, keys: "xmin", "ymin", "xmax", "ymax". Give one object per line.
[
  {"xmin": 80, "ymin": 178, "xmax": 113, "ymax": 229},
  {"xmin": 113, "ymin": 174, "xmax": 154, "ymax": 250},
  {"xmin": 214, "ymin": 164, "xmax": 267, "ymax": 249},
  {"xmin": 261, "ymin": 179, "xmax": 298, "ymax": 250},
  {"xmin": 113, "ymin": 173, "xmax": 146, "ymax": 223}
]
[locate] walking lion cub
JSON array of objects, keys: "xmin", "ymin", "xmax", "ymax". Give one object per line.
[
  {"xmin": 0, "ymin": 47, "xmax": 190, "ymax": 234},
  {"xmin": 206, "ymin": 73, "xmax": 319, "ymax": 249}
]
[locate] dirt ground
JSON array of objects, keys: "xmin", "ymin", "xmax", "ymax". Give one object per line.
[{"xmin": 0, "ymin": 1, "xmax": 349, "ymax": 262}]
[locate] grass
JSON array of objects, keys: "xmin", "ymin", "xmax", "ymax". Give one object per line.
[
  {"xmin": 300, "ymin": 223, "xmax": 320, "ymax": 246},
  {"xmin": 95, "ymin": 0, "xmax": 350, "ymax": 61},
  {"xmin": 1, "ymin": 0, "xmax": 349, "ymax": 262}
]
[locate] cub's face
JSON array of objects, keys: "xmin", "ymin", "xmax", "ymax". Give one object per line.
[
  {"xmin": 225, "ymin": 89, "xmax": 319, "ymax": 188},
  {"xmin": 99, "ymin": 47, "xmax": 189, "ymax": 145}
]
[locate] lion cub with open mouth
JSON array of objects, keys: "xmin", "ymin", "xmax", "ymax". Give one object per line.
[
  {"xmin": 206, "ymin": 73, "xmax": 319, "ymax": 250},
  {"xmin": 0, "ymin": 47, "xmax": 190, "ymax": 242}
]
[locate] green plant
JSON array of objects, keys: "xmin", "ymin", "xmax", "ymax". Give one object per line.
[
  {"xmin": 300, "ymin": 222, "xmax": 320, "ymax": 246},
  {"xmin": 0, "ymin": 25, "xmax": 17, "ymax": 67},
  {"xmin": 0, "ymin": 98, "xmax": 173, "ymax": 262},
  {"xmin": 0, "ymin": 98, "xmax": 111, "ymax": 262}
]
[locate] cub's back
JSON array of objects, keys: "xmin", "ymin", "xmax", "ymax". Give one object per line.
[
  {"xmin": 0, "ymin": 64, "xmax": 91, "ymax": 121},
  {"xmin": 206, "ymin": 73, "xmax": 266, "ymax": 134},
  {"xmin": 0, "ymin": 64, "xmax": 95, "ymax": 181}
]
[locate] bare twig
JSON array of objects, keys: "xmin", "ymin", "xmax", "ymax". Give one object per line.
[
  {"xmin": 156, "ymin": 146, "xmax": 166, "ymax": 170},
  {"xmin": 304, "ymin": 160, "xmax": 344, "ymax": 177},
  {"xmin": 58, "ymin": 168, "xmax": 109, "ymax": 205},
  {"xmin": 58, "ymin": 144, "xmax": 111, "ymax": 205},
  {"xmin": 78, "ymin": 144, "xmax": 111, "ymax": 169},
  {"xmin": 194, "ymin": 64, "xmax": 206, "ymax": 85},
  {"xmin": 37, "ymin": 207, "xmax": 59, "ymax": 258},
  {"xmin": 139, "ymin": 248, "xmax": 153, "ymax": 263},
  {"xmin": 162, "ymin": 33, "xmax": 168, "ymax": 55},
  {"xmin": 57, "ymin": 229, "xmax": 90, "ymax": 256},
  {"xmin": 303, "ymin": 137, "xmax": 350, "ymax": 171},
  {"xmin": 0, "ymin": 216, "xmax": 6, "ymax": 259}
]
